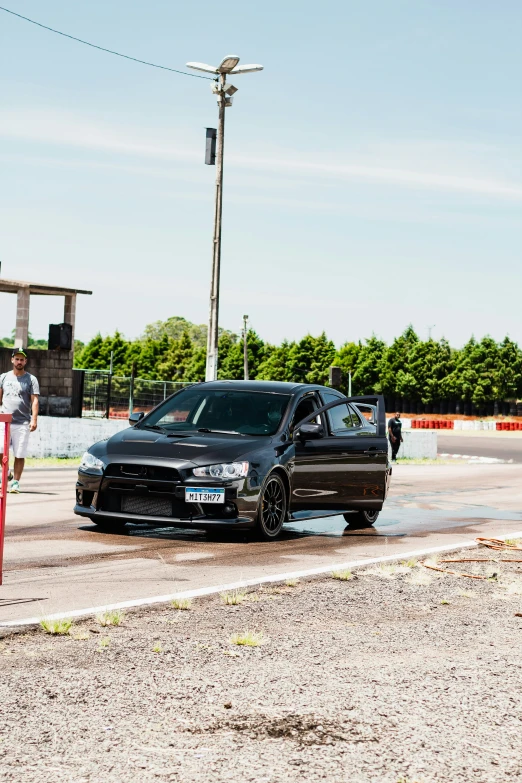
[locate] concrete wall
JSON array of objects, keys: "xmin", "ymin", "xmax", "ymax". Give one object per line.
[
  {"xmin": 22, "ymin": 418, "xmax": 129, "ymax": 458},
  {"xmin": 0, "ymin": 347, "xmax": 74, "ymax": 416},
  {"xmin": 390, "ymin": 430, "xmax": 437, "ymax": 460},
  {"xmin": 13, "ymin": 417, "xmax": 438, "ymax": 460}
]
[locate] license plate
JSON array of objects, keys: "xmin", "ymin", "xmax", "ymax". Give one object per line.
[{"xmin": 185, "ymin": 487, "xmax": 225, "ymax": 504}]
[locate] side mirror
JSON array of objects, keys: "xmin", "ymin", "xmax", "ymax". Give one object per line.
[
  {"xmin": 129, "ymin": 411, "xmax": 145, "ymax": 424},
  {"xmin": 296, "ymin": 423, "xmax": 324, "ymax": 441}
]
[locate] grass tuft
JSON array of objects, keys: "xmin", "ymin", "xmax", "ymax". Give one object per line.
[
  {"xmin": 70, "ymin": 631, "xmax": 90, "ymax": 641},
  {"xmin": 40, "ymin": 617, "xmax": 73, "ymax": 635},
  {"xmin": 171, "ymin": 597, "xmax": 192, "ymax": 611},
  {"xmin": 221, "ymin": 589, "xmax": 248, "ymax": 606},
  {"xmin": 98, "ymin": 637, "xmax": 110, "ymax": 649},
  {"xmin": 401, "ymin": 558, "xmax": 418, "ymax": 568},
  {"xmin": 407, "ymin": 571, "xmax": 432, "ymax": 586},
  {"xmin": 153, "ymin": 643, "xmax": 163, "ymax": 653},
  {"xmin": 96, "ymin": 609, "xmax": 125, "ymax": 627},
  {"xmin": 229, "ymin": 631, "xmax": 265, "ymax": 647},
  {"xmin": 285, "ymin": 578, "xmax": 299, "ymax": 587},
  {"xmin": 331, "ymin": 569, "xmax": 353, "ymax": 581},
  {"xmin": 440, "ymin": 599, "xmax": 450, "ymax": 605},
  {"xmin": 504, "ymin": 538, "xmax": 521, "ymax": 547}
]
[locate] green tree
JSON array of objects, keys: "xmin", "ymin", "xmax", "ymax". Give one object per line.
[
  {"xmin": 142, "ymin": 316, "xmax": 207, "ymax": 348},
  {"xmin": 379, "ymin": 325, "xmax": 419, "ymax": 398},
  {"xmin": 185, "ymin": 347, "xmax": 206, "ymax": 382},
  {"xmin": 334, "ymin": 342, "xmax": 360, "ymax": 391},
  {"xmin": 495, "ymin": 337, "xmax": 522, "ymax": 400},
  {"xmin": 285, "ymin": 333, "xmax": 336, "ymax": 384},
  {"xmin": 256, "ymin": 340, "xmax": 294, "ymax": 381},
  {"xmin": 218, "ymin": 329, "xmax": 266, "ymax": 380},
  {"xmin": 352, "ymin": 336, "xmax": 386, "ymax": 394},
  {"xmin": 158, "ymin": 331, "xmax": 194, "ymax": 380}
]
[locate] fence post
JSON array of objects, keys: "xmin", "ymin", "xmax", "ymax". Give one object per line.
[
  {"xmin": 0, "ymin": 413, "xmax": 12, "ymax": 586},
  {"xmin": 105, "ymin": 351, "xmax": 114, "ymax": 419},
  {"xmin": 129, "ymin": 363, "xmax": 136, "ymax": 416}
]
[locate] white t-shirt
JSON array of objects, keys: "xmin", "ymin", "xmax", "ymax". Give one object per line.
[{"xmin": 0, "ymin": 371, "xmax": 40, "ymax": 425}]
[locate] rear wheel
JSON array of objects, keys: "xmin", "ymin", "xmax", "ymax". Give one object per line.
[
  {"xmin": 91, "ymin": 517, "xmax": 128, "ymax": 533},
  {"xmin": 254, "ymin": 474, "xmax": 287, "ymax": 540},
  {"xmin": 343, "ymin": 509, "xmax": 379, "ymax": 528}
]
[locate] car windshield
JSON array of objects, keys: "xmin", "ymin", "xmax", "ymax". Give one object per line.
[{"xmin": 140, "ymin": 388, "xmax": 291, "ymax": 436}]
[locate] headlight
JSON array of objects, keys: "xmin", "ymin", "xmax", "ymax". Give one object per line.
[
  {"xmin": 79, "ymin": 451, "xmax": 105, "ymax": 473},
  {"xmin": 193, "ymin": 462, "xmax": 249, "ymax": 479}
]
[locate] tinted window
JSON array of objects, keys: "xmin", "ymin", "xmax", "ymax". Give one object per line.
[
  {"xmin": 141, "ymin": 388, "xmax": 291, "ymax": 436},
  {"xmin": 327, "ymin": 403, "xmax": 359, "ymax": 432},
  {"xmin": 291, "ymin": 396, "xmax": 318, "ymax": 431}
]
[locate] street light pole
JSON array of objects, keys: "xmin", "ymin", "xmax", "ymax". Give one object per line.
[
  {"xmin": 243, "ymin": 314, "xmax": 249, "ymax": 380},
  {"xmin": 186, "ymin": 56, "xmax": 263, "ymax": 381},
  {"xmin": 207, "ymin": 73, "xmax": 226, "ymax": 382}
]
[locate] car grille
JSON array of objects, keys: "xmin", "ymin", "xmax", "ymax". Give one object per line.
[
  {"xmin": 121, "ymin": 496, "xmax": 173, "ymax": 517},
  {"xmin": 105, "ymin": 464, "xmax": 180, "ymax": 482}
]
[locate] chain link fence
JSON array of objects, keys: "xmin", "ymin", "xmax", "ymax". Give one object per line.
[{"xmin": 76, "ymin": 370, "xmax": 190, "ymax": 419}]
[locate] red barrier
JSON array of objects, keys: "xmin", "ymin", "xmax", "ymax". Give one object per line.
[{"xmin": 0, "ymin": 413, "xmax": 12, "ymax": 586}]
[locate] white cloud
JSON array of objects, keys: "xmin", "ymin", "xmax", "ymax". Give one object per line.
[{"xmin": 1, "ymin": 108, "xmax": 521, "ymax": 200}]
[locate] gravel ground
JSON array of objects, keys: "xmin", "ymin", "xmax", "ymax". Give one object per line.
[{"xmin": 1, "ymin": 546, "xmax": 522, "ymax": 783}]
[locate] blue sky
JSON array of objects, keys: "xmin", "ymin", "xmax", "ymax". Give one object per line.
[{"xmin": 0, "ymin": 0, "xmax": 520, "ymax": 348}]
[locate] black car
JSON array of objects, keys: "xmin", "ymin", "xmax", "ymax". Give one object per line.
[{"xmin": 75, "ymin": 381, "xmax": 391, "ymax": 539}]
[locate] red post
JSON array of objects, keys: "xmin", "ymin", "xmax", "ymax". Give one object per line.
[{"xmin": 0, "ymin": 413, "xmax": 12, "ymax": 586}]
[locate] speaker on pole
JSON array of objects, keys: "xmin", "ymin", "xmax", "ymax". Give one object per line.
[{"xmin": 48, "ymin": 323, "xmax": 73, "ymax": 350}]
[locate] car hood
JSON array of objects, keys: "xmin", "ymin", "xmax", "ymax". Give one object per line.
[{"xmin": 98, "ymin": 426, "xmax": 268, "ymax": 466}]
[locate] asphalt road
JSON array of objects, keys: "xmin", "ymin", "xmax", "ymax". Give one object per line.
[
  {"xmin": 1, "ymin": 461, "xmax": 521, "ymax": 626},
  {"xmin": 437, "ymin": 431, "xmax": 522, "ymax": 462}
]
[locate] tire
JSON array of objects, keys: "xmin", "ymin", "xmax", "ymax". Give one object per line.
[
  {"xmin": 343, "ymin": 509, "xmax": 379, "ymax": 528},
  {"xmin": 254, "ymin": 473, "xmax": 287, "ymax": 540},
  {"xmin": 91, "ymin": 516, "xmax": 128, "ymax": 533}
]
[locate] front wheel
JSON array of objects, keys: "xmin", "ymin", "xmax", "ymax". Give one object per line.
[
  {"xmin": 254, "ymin": 474, "xmax": 287, "ymax": 540},
  {"xmin": 343, "ymin": 509, "xmax": 379, "ymax": 528}
]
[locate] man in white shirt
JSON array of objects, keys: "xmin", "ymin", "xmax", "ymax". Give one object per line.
[{"xmin": 0, "ymin": 348, "xmax": 40, "ymax": 493}]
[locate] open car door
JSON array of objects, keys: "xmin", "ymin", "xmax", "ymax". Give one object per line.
[{"xmin": 290, "ymin": 394, "xmax": 390, "ymax": 513}]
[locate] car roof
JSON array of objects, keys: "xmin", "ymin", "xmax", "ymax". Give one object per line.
[{"xmin": 195, "ymin": 380, "xmax": 326, "ymax": 395}]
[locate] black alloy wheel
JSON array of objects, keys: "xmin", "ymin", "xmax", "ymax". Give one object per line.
[
  {"xmin": 343, "ymin": 509, "xmax": 379, "ymax": 528},
  {"xmin": 256, "ymin": 474, "xmax": 287, "ymax": 540}
]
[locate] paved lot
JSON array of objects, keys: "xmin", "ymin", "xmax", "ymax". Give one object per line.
[
  {"xmin": 438, "ymin": 430, "xmax": 522, "ymax": 462},
  {"xmin": 1, "ymin": 460, "xmax": 521, "ymax": 625}
]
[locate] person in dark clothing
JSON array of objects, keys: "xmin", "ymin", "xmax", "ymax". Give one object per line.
[{"xmin": 388, "ymin": 412, "xmax": 403, "ymax": 461}]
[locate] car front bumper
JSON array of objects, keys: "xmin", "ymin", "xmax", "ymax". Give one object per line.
[{"xmin": 75, "ymin": 465, "xmax": 260, "ymax": 529}]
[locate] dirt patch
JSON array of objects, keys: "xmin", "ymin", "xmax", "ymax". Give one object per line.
[
  {"xmin": 1, "ymin": 546, "xmax": 522, "ymax": 783},
  {"xmin": 191, "ymin": 712, "xmax": 377, "ymax": 745}
]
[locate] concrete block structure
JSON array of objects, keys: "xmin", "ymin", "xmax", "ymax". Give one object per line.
[{"xmin": 0, "ymin": 277, "xmax": 91, "ymax": 416}]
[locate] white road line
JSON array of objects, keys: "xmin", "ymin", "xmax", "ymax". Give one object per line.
[{"xmin": 2, "ymin": 529, "xmax": 522, "ymax": 630}]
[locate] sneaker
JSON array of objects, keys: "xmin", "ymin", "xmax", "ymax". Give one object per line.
[
  {"xmin": 0, "ymin": 471, "xmax": 13, "ymax": 489},
  {"xmin": 9, "ymin": 480, "xmax": 20, "ymax": 494}
]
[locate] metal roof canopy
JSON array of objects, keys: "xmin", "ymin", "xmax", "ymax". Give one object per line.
[
  {"xmin": 0, "ymin": 277, "xmax": 92, "ymax": 349},
  {"xmin": 0, "ymin": 278, "xmax": 92, "ymax": 296}
]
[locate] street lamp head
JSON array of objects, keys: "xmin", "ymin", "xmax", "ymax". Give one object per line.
[
  {"xmin": 186, "ymin": 61, "xmax": 219, "ymax": 74},
  {"xmin": 229, "ymin": 64, "xmax": 264, "ymax": 74},
  {"xmin": 218, "ymin": 55, "xmax": 240, "ymax": 73}
]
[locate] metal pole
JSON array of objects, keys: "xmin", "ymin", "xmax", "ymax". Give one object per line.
[
  {"xmin": 243, "ymin": 314, "xmax": 249, "ymax": 380},
  {"xmin": 205, "ymin": 74, "xmax": 226, "ymax": 381},
  {"xmin": 348, "ymin": 371, "xmax": 352, "ymax": 397},
  {"xmin": 105, "ymin": 351, "xmax": 114, "ymax": 420},
  {"xmin": 129, "ymin": 362, "xmax": 135, "ymax": 416},
  {"xmin": 0, "ymin": 413, "xmax": 12, "ymax": 586}
]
